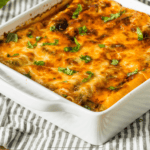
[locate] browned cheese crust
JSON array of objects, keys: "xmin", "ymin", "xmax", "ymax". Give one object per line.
[{"xmin": 0, "ymin": 0, "xmax": 150, "ymax": 111}]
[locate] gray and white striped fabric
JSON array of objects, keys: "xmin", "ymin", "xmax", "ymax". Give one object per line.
[{"xmin": 0, "ymin": 0, "xmax": 150, "ymax": 149}]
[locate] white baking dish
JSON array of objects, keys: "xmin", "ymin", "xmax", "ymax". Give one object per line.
[{"xmin": 0, "ymin": 0, "xmax": 150, "ymax": 145}]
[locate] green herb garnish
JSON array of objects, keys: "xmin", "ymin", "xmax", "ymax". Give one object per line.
[
  {"xmin": 27, "ymin": 36, "xmax": 41, "ymax": 48},
  {"xmin": 82, "ymin": 71, "xmax": 94, "ymax": 83},
  {"xmin": 0, "ymin": 0, "xmax": 10, "ymax": 9},
  {"xmin": 6, "ymin": 33, "xmax": 18, "ymax": 43},
  {"xmin": 50, "ymin": 26, "xmax": 56, "ymax": 32},
  {"xmin": 127, "ymin": 69, "xmax": 138, "ymax": 77},
  {"xmin": 74, "ymin": 37, "xmax": 80, "ymax": 45},
  {"xmin": 84, "ymin": 105, "xmax": 91, "ymax": 110},
  {"xmin": 28, "ymin": 35, "xmax": 33, "ymax": 38},
  {"xmin": 102, "ymin": 10, "xmax": 125, "ymax": 23},
  {"xmin": 111, "ymin": 59, "xmax": 119, "ymax": 66},
  {"xmin": 72, "ymin": 4, "xmax": 82, "ymax": 19},
  {"xmin": 98, "ymin": 44, "xmax": 105, "ymax": 48},
  {"xmin": 33, "ymin": 43, "xmax": 37, "ymax": 47},
  {"xmin": 12, "ymin": 53, "xmax": 19, "ymax": 57},
  {"xmin": 24, "ymin": 72, "xmax": 31, "ymax": 78},
  {"xmin": 80, "ymin": 55, "xmax": 92, "ymax": 63},
  {"xmin": 7, "ymin": 53, "xmax": 19, "ymax": 57},
  {"xmin": 78, "ymin": 26, "xmax": 88, "ymax": 35},
  {"xmin": 63, "ymin": 94, "xmax": 68, "ymax": 98},
  {"xmin": 64, "ymin": 37, "xmax": 81, "ymax": 52},
  {"xmin": 27, "ymin": 41, "xmax": 34, "ymax": 49},
  {"xmin": 36, "ymin": 36, "xmax": 42, "ymax": 42},
  {"xmin": 27, "ymin": 32, "xmax": 33, "ymax": 38},
  {"xmin": 137, "ymin": 27, "xmax": 143, "ymax": 41},
  {"xmin": 108, "ymin": 86, "xmax": 117, "ymax": 90},
  {"xmin": 63, "ymin": 81, "xmax": 68, "ymax": 83},
  {"xmin": 42, "ymin": 39, "xmax": 59, "ymax": 46},
  {"xmin": 58, "ymin": 67, "xmax": 76, "ymax": 75},
  {"xmin": 142, "ymin": 68, "xmax": 146, "ymax": 71},
  {"xmin": 34, "ymin": 61, "xmax": 45, "ymax": 66}
]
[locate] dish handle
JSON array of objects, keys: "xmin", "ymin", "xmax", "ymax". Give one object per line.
[{"xmin": 0, "ymin": 78, "xmax": 87, "ymax": 117}]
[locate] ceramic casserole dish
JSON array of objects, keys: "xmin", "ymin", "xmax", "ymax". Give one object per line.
[{"xmin": 0, "ymin": 0, "xmax": 150, "ymax": 145}]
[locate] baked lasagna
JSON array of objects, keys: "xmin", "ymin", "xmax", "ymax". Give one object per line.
[{"xmin": 0, "ymin": 0, "xmax": 150, "ymax": 111}]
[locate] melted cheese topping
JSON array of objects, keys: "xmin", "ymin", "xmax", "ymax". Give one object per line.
[{"xmin": 1, "ymin": 0, "xmax": 150, "ymax": 111}]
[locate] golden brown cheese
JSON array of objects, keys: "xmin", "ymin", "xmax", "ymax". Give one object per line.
[{"xmin": 1, "ymin": 0, "xmax": 150, "ymax": 111}]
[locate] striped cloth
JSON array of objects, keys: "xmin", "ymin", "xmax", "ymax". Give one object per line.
[{"xmin": 0, "ymin": 0, "xmax": 150, "ymax": 149}]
